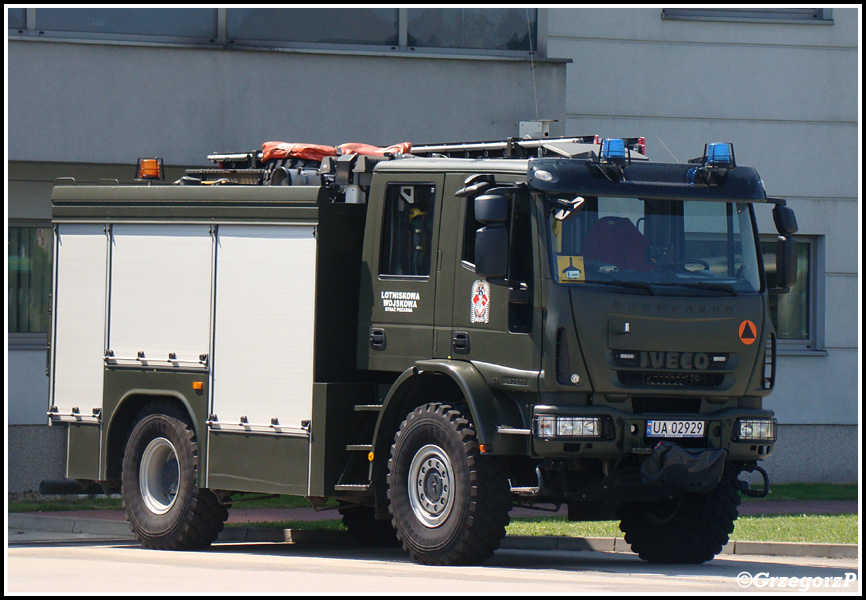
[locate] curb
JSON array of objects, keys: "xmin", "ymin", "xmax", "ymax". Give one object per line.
[
  {"xmin": 499, "ymin": 535, "xmax": 859, "ymax": 560},
  {"xmin": 8, "ymin": 513, "xmax": 857, "ymax": 559}
]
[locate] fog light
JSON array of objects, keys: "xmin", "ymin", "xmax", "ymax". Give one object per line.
[
  {"xmin": 536, "ymin": 416, "xmax": 603, "ymax": 439},
  {"xmin": 737, "ymin": 418, "xmax": 776, "ymax": 442},
  {"xmin": 536, "ymin": 416, "xmax": 556, "ymax": 439}
]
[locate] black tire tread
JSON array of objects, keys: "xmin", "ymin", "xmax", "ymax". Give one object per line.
[
  {"xmin": 387, "ymin": 402, "xmax": 510, "ymax": 566},
  {"xmin": 618, "ymin": 467, "xmax": 741, "ymax": 564},
  {"xmin": 122, "ymin": 401, "xmax": 230, "ymax": 550}
]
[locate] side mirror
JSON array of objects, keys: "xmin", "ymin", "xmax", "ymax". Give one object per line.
[
  {"xmin": 772, "ymin": 204, "xmax": 798, "ymax": 236},
  {"xmin": 774, "ymin": 235, "xmax": 798, "ymax": 292},
  {"xmin": 473, "ymin": 194, "xmax": 509, "ymax": 278},
  {"xmin": 475, "ymin": 226, "xmax": 508, "ymax": 278},
  {"xmin": 474, "ymin": 194, "xmax": 508, "ymax": 224}
]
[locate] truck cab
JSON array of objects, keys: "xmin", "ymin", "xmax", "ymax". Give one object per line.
[{"xmin": 352, "ymin": 139, "xmax": 797, "ymax": 563}]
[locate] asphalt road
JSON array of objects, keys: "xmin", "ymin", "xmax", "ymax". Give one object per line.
[{"xmin": 6, "ymin": 534, "xmax": 860, "ymax": 594}]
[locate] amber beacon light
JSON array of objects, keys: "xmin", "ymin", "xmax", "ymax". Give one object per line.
[{"xmin": 136, "ymin": 157, "xmax": 164, "ymax": 181}]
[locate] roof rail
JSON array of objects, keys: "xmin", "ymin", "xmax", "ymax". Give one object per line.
[{"xmin": 411, "ymin": 135, "xmax": 647, "ymax": 160}]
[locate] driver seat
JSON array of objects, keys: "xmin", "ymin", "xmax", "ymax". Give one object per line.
[{"xmin": 583, "ymin": 217, "xmax": 651, "ymax": 271}]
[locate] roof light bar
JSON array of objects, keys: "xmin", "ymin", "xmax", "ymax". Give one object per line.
[
  {"xmin": 703, "ymin": 142, "xmax": 735, "ymax": 168},
  {"xmin": 600, "ymin": 138, "xmax": 627, "ymax": 161}
]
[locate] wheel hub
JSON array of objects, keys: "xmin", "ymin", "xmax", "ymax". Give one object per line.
[
  {"xmin": 408, "ymin": 444, "xmax": 455, "ymax": 528},
  {"xmin": 140, "ymin": 437, "xmax": 180, "ymax": 515}
]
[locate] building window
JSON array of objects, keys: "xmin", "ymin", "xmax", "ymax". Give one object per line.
[
  {"xmin": 34, "ymin": 8, "xmax": 217, "ymax": 40},
  {"xmin": 761, "ymin": 237, "xmax": 821, "ymax": 351},
  {"xmin": 662, "ymin": 8, "xmax": 833, "ymax": 24},
  {"xmin": 8, "ymin": 225, "xmax": 53, "ymax": 334},
  {"xmin": 227, "ymin": 8, "xmax": 398, "ymax": 46},
  {"xmin": 13, "ymin": 8, "xmax": 540, "ymax": 57},
  {"xmin": 408, "ymin": 8, "xmax": 537, "ymax": 51},
  {"xmin": 8, "ymin": 8, "xmax": 26, "ymax": 30},
  {"xmin": 380, "ymin": 184, "xmax": 436, "ymax": 277}
]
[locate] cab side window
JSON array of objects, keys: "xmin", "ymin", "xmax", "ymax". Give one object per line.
[{"xmin": 380, "ymin": 184, "xmax": 436, "ymax": 277}]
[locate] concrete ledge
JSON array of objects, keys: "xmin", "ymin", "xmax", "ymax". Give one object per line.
[
  {"xmin": 8, "ymin": 513, "xmax": 134, "ymax": 538},
  {"xmin": 501, "ymin": 535, "xmax": 858, "ymax": 559},
  {"xmin": 729, "ymin": 540, "xmax": 858, "ymax": 560}
]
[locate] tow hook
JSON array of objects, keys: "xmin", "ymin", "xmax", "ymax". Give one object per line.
[{"xmin": 738, "ymin": 463, "xmax": 770, "ymax": 498}]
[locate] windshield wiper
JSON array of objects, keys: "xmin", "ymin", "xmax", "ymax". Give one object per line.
[
  {"xmin": 672, "ymin": 281, "xmax": 739, "ymax": 296},
  {"xmin": 605, "ymin": 279, "xmax": 657, "ymax": 295}
]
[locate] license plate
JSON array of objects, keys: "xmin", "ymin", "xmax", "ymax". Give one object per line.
[{"xmin": 646, "ymin": 420, "xmax": 705, "ymax": 438}]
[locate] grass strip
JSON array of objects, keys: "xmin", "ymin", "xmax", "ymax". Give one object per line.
[{"xmin": 504, "ymin": 514, "xmax": 858, "ymax": 545}]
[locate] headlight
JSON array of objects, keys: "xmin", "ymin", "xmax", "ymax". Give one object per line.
[
  {"xmin": 736, "ymin": 418, "xmax": 776, "ymax": 442},
  {"xmin": 535, "ymin": 415, "xmax": 604, "ymax": 439}
]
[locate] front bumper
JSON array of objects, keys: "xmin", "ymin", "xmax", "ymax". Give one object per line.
[{"xmin": 531, "ymin": 404, "xmax": 775, "ymax": 462}]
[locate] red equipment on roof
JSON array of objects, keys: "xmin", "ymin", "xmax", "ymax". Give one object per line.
[{"xmin": 261, "ymin": 142, "xmax": 338, "ymax": 162}]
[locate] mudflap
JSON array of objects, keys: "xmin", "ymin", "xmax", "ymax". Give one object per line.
[{"xmin": 639, "ymin": 441, "xmax": 727, "ymax": 493}]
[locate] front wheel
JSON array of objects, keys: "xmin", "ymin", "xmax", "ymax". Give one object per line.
[
  {"xmin": 618, "ymin": 467, "xmax": 741, "ymax": 563},
  {"xmin": 387, "ymin": 402, "xmax": 511, "ymax": 565},
  {"xmin": 121, "ymin": 403, "xmax": 229, "ymax": 549}
]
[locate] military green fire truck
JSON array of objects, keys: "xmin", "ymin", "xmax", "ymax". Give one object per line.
[{"xmin": 47, "ymin": 135, "xmax": 797, "ymax": 565}]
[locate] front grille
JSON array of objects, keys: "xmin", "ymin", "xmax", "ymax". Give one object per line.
[
  {"xmin": 632, "ymin": 397, "xmax": 701, "ymax": 414},
  {"xmin": 617, "ymin": 371, "xmax": 725, "ymax": 388}
]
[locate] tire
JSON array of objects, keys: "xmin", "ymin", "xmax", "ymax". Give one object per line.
[
  {"xmin": 339, "ymin": 504, "xmax": 401, "ymax": 547},
  {"xmin": 387, "ymin": 402, "xmax": 511, "ymax": 565},
  {"xmin": 121, "ymin": 403, "xmax": 229, "ymax": 550},
  {"xmin": 618, "ymin": 467, "xmax": 741, "ymax": 564}
]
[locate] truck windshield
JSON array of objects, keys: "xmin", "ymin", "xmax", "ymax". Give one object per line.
[{"xmin": 546, "ymin": 196, "xmax": 762, "ymax": 294}]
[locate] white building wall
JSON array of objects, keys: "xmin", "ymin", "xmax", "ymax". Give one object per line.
[{"xmin": 8, "ymin": 40, "xmax": 566, "ymax": 167}]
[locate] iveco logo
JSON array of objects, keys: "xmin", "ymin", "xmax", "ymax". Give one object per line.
[{"xmin": 617, "ymin": 351, "xmax": 727, "ymax": 370}]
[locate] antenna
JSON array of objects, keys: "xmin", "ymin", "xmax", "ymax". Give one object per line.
[{"xmin": 656, "ymin": 136, "xmax": 680, "ymax": 163}]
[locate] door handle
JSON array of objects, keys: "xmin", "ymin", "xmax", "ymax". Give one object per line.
[
  {"xmin": 452, "ymin": 331, "xmax": 470, "ymax": 355},
  {"xmin": 370, "ymin": 328, "xmax": 386, "ymax": 350}
]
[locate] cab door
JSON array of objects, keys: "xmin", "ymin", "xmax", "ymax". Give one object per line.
[
  {"xmin": 443, "ymin": 173, "xmax": 541, "ymax": 387},
  {"xmin": 359, "ymin": 173, "xmax": 445, "ymax": 373}
]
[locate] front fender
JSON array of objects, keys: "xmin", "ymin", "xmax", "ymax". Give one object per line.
[{"xmin": 375, "ymin": 359, "xmax": 529, "ymax": 456}]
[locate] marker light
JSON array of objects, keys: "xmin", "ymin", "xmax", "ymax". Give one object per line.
[
  {"xmin": 600, "ymin": 138, "xmax": 626, "ymax": 160},
  {"xmin": 704, "ymin": 143, "xmax": 735, "ymax": 168},
  {"xmin": 136, "ymin": 157, "xmax": 164, "ymax": 181}
]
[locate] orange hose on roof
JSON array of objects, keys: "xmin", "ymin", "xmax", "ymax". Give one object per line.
[
  {"xmin": 261, "ymin": 142, "xmax": 338, "ymax": 162},
  {"xmin": 337, "ymin": 142, "xmax": 412, "ymax": 156}
]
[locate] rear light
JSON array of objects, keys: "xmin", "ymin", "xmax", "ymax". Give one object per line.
[{"xmin": 136, "ymin": 157, "xmax": 164, "ymax": 181}]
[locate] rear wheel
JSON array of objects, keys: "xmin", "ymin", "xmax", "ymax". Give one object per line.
[
  {"xmin": 387, "ymin": 402, "xmax": 511, "ymax": 565},
  {"xmin": 121, "ymin": 403, "xmax": 229, "ymax": 549},
  {"xmin": 618, "ymin": 467, "xmax": 741, "ymax": 563}
]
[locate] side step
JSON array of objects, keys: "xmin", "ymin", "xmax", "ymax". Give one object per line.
[{"xmin": 333, "ymin": 483, "xmax": 372, "ymax": 493}]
